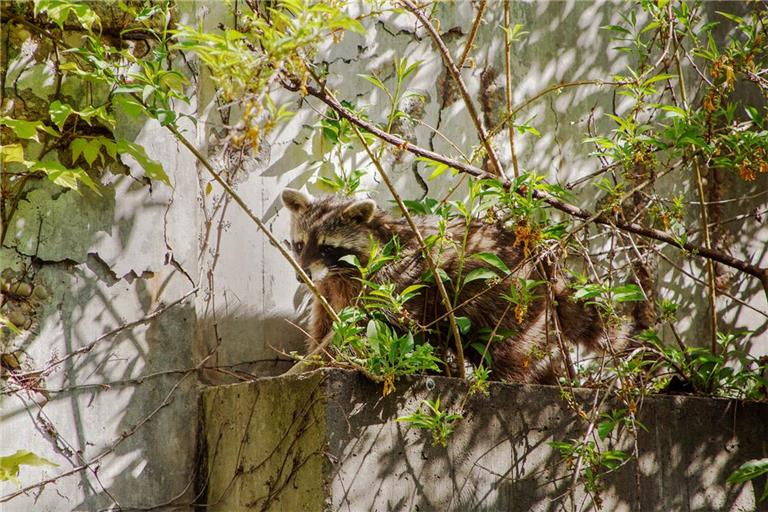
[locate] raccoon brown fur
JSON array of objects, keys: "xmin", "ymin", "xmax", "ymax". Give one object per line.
[{"xmin": 282, "ymin": 188, "xmax": 628, "ymax": 384}]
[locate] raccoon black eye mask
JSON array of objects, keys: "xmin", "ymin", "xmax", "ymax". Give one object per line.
[{"xmin": 318, "ymin": 244, "xmax": 357, "ymax": 268}]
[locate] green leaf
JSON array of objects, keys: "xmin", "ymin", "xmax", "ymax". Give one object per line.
[
  {"xmin": 326, "ymin": 14, "xmax": 365, "ymax": 35},
  {"xmin": 716, "ymin": 11, "xmax": 744, "ymax": 25},
  {"xmin": 548, "ymin": 440, "xmax": 576, "ymax": 454},
  {"xmin": 401, "ymin": 284, "xmax": 426, "ymax": 297},
  {"xmin": 0, "ymin": 117, "xmax": 44, "ymax": 141},
  {"xmin": 640, "ymin": 20, "xmax": 660, "ymax": 34},
  {"xmin": 31, "ymin": 160, "xmax": 100, "ymax": 194},
  {"xmin": 113, "ymin": 94, "xmax": 145, "ymax": 117},
  {"xmin": 321, "ymin": 126, "xmax": 339, "ymax": 144},
  {"xmin": 515, "ymin": 123, "xmax": 540, "ymax": 136},
  {"xmin": 417, "ymin": 156, "xmax": 451, "ymax": 181},
  {"xmin": 0, "ymin": 144, "xmax": 33, "ymax": 167},
  {"xmin": 573, "ymin": 284, "xmax": 602, "ymax": 301},
  {"xmin": 463, "ymin": 268, "xmax": 498, "ymax": 285},
  {"xmin": 49, "ymin": 101, "xmax": 74, "ymax": 130},
  {"xmin": 0, "ymin": 313, "xmax": 22, "ymax": 334},
  {"xmin": 35, "ymin": 0, "xmax": 99, "ymax": 30},
  {"xmin": 597, "ymin": 420, "xmax": 615, "ymax": 440},
  {"xmin": 601, "ymin": 450, "xmax": 628, "ymax": 470},
  {"xmin": 455, "ymin": 316, "xmax": 472, "ymax": 335},
  {"xmin": 71, "ymin": 137, "xmax": 105, "ymax": 166},
  {"xmin": 423, "ymin": 268, "xmax": 451, "ymax": 284},
  {"xmin": 69, "ymin": 2, "xmax": 99, "ymax": 29},
  {"xmin": 470, "ymin": 252, "xmax": 510, "ymax": 274},
  {"xmin": 613, "ymin": 284, "xmax": 645, "ymax": 303},
  {"xmin": 470, "ymin": 342, "xmax": 493, "ymax": 366},
  {"xmin": 500, "ymin": 23, "xmax": 529, "ymax": 42},
  {"xmin": 659, "ymin": 105, "xmax": 688, "ymax": 119},
  {"xmin": 643, "ymin": 74, "xmax": 676, "ymax": 85},
  {"xmin": 601, "ymin": 24, "xmax": 631, "ymax": 34},
  {"xmin": 116, "ymin": 139, "xmax": 170, "ymax": 185},
  {"xmin": 358, "ymin": 74, "xmax": 387, "ymax": 92},
  {"xmin": 134, "ymin": 4, "xmax": 162, "ymax": 21},
  {"xmin": 142, "ymin": 84, "xmax": 156, "ymax": 103},
  {"xmin": 727, "ymin": 458, "xmax": 768, "ymax": 485},
  {"xmin": 0, "ymin": 450, "xmax": 58, "ymax": 485},
  {"xmin": 158, "ymin": 70, "xmax": 189, "ymax": 92},
  {"xmin": 339, "ymin": 254, "xmax": 361, "ymax": 268},
  {"xmin": 428, "ymin": 162, "xmax": 449, "ymax": 180},
  {"xmin": 78, "ymin": 105, "xmax": 115, "ymax": 129}
]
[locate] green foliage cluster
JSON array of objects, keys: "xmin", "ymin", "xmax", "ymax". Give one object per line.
[
  {"xmin": 397, "ymin": 397, "xmax": 463, "ymax": 447},
  {"xmin": 639, "ymin": 329, "xmax": 768, "ymax": 400},
  {"xmin": 0, "ymin": 450, "xmax": 57, "ymax": 487},
  {"xmin": 0, "ymin": 1, "xmax": 171, "ymax": 200}
]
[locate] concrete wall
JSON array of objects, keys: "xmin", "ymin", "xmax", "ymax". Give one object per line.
[
  {"xmin": 0, "ymin": 3, "xmax": 204, "ymax": 510},
  {"xmin": 201, "ymin": 369, "xmax": 767, "ymax": 511},
  {"xmin": 1, "ymin": 1, "xmax": 765, "ymax": 510}
]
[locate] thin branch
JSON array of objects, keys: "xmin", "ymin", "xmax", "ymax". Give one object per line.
[
  {"xmin": 673, "ymin": 40, "xmax": 718, "ymax": 352},
  {"xmin": 160, "ymin": 121, "xmax": 347, "ymax": 376},
  {"xmin": 457, "ymin": 0, "xmax": 487, "ymax": 69},
  {"xmin": 401, "ymin": 0, "xmax": 503, "ymax": 176},
  {"xmin": 350, "ymin": 119, "xmax": 467, "ymax": 378},
  {"xmin": 160, "ymin": 122, "xmax": 339, "ymax": 326},
  {"xmin": 503, "ymin": 0, "xmax": 519, "ymax": 178},
  {"xmin": 0, "ymin": 373, "xmax": 194, "ymax": 503},
  {"xmin": 293, "ymin": 80, "xmax": 768, "ymax": 299},
  {"xmin": 653, "ymin": 248, "xmax": 768, "ymax": 319},
  {"xmin": 17, "ymin": 286, "xmax": 200, "ymax": 377},
  {"xmin": 487, "ymin": 79, "xmax": 627, "ymax": 143}
]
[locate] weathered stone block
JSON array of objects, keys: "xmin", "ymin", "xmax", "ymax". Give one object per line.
[{"xmin": 199, "ymin": 369, "xmax": 766, "ymax": 511}]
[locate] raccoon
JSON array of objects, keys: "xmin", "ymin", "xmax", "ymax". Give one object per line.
[{"xmin": 281, "ymin": 188, "xmax": 627, "ymax": 384}]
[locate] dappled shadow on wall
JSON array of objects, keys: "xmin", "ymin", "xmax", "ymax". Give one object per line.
[{"xmin": 197, "ymin": 370, "xmax": 765, "ymax": 511}]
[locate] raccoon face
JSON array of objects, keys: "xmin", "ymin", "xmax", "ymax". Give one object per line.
[{"xmin": 281, "ymin": 188, "xmax": 377, "ymax": 283}]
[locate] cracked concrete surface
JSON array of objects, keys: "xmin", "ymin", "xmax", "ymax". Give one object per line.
[{"xmin": 5, "ymin": 183, "xmax": 114, "ymax": 263}]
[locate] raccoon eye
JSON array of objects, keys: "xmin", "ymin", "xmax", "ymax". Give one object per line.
[
  {"xmin": 319, "ymin": 245, "xmax": 334, "ymax": 257},
  {"xmin": 294, "ymin": 241, "xmax": 304, "ymax": 253}
]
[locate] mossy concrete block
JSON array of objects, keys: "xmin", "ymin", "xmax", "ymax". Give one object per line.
[
  {"xmin": 200, "ymin": 372, "xmax": 330, "ymax": 511},
  {"xmin": 200, "ymin": 369, "xmax": 766, "ymax": 511},
  {"xmin": 5, "ymin": 184, "xmax": 114, "ymax": 263}
]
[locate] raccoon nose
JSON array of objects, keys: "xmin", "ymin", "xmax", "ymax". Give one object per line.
[{"xmin": 297, "ymin": 268, "xmax": 312, "ymax": 282}]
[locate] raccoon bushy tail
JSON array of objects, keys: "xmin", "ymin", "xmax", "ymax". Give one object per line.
[{"xmin": 554, "ymin": 289, "xmax": 638, "ymax": 356}]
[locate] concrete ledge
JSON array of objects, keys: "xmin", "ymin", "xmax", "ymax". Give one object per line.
[{"xmin": 197, "ymin": 369, "xmax": 767, "ymax": 511}]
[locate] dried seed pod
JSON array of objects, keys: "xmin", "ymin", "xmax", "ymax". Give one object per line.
[
  {"xmin": 6, "ymin": 310, "xmax": 27, "ymax": 330},
  {"xmin": 32, "ymin": 285, "xmax": 49, "ymax": 301},
  {"xmin": 0, "ymin": 268, "xmax": 14, "ymax": 282},
  {"xmin": 11, "ymin": 282, "xmax": 33, "ymax": 297}
]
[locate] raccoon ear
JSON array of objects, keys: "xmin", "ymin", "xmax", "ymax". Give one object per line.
[
  {"xmin": 342, "ymin": 199, "xmax": 376, "ymax": 224},
  {"xmin": 282, "ymin": 188, "xmax": 311, "ymax": 214}
]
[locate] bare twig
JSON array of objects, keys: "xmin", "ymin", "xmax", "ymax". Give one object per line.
[
  {"xmin": 487, "ymin": 79, "xmax": 627, "ymax": 143},
  {"xmin": 673, "ymin": 43, "xmax": 718, "ymax": 352},
  {"xmin": 457, "ymin": 0, "xmax": 487, "ymax": 69},
  {"xmin": 160, "ymin": 123, "xmax": 339, "ymax": 327},
  {"xmin": 0, "ymin": 373, "xmax": 194, "ymax": 503},
  {"xmin": 14, "ymin": 286, "xmax": 200, "ymax": 378},
  {"xmin": 401, "ymin": 0, "xmax": 503, "ymax": 176},
  {"xmin": 502, "ymin": 0, "xmax": 519, "ymax": 178},
  {"xmin": 292, "ymin": 80, "xmax": 768, "ymax": 300}
]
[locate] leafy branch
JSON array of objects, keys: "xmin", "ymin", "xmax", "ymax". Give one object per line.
[{"xmin": 289, "ymin": 80, "xmax": 768, "ymax": 299}]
